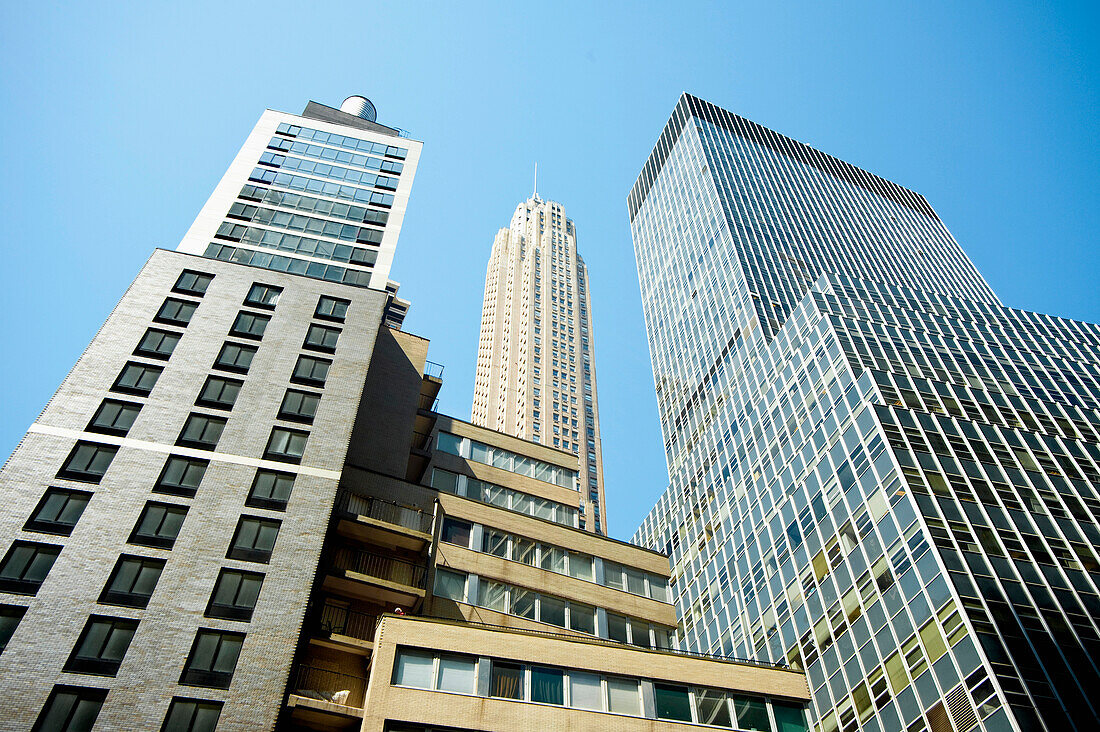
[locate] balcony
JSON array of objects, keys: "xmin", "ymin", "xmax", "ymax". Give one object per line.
[
  {"xmin": 309, "ymin": 601, "xmax": 380, "ymax": 655},
  {"xmin": 286, "ymin": 665, "xmax": 366, "ymax": 730},
  {"xmin": 324, "ymin": 545, "xmax": 426, "ymax": 608},
  {"xmin": 423, "ymin": 360, "xmax": 445, "ymax": 380},
  {"xmin": 334, "ymin": 490, "xmax": 432, "ymax": 551}
]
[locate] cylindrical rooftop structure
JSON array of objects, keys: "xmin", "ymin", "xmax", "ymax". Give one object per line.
[{"xmin": 340, "ymin": 95, "xmax": 377, "ymax": 122}]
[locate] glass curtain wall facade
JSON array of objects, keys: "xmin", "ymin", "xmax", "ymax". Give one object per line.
[
  {"xmin": 629, "ymin": 94, "xmax": 1100, "ymax": 732},
  {"xmin": 177, "ymin": 99, "xmax": 422, "ymax": 327},
  {"xmin": 472, "ymin": 195, "xmax": 605, "ymax": 532}
]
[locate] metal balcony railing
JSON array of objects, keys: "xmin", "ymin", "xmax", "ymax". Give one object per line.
[
  {"xmin": 316, "ymin": 601, "xmax": 380, "ymax": 643},
  {"xmin": 417, "ymin": 392, "xmax": 440, "ymax": 412},
  {"xmin": 411, "ymin": 430, "xmax": 432, "ymax": 451},
  {"xmin": 291, "ymin": 665, "xmax": 366, "ymax": 708},
  {"xmin": 336, "ymin": 491, "xmax": 432, "ymax": 534},
  {"xmin": 331, "ymin": 546, "xmax": 427, "ymax": 589},
  {"xmin": 423, "ymin": 360, "xmax": 445, "ymax": 379}
]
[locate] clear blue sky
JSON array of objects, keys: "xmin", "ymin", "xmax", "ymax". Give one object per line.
[{"xmin": 1, "ymin": 2, "xmax": 1097, "ymax": 540}]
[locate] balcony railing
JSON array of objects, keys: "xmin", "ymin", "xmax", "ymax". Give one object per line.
[
  {"xmin": 291, "ymin": 665, "xmax": 366, "ymax": 708},
  {"xmin": 316, "ymin": 601, "xmax": 380, "ymax": 643},
  {"xmin": 417, "ymin": 392, "xmax": 440, "ymax": 412},
  {"xmin": 411, "ymin": 430, "xmax": 432, "ymax": 451},
  {"xmin": 423, "ymin": 360, "xmax": 445, "ymax": 379},
  {"xmin": 336, "ymin": 491, "xmax": 433, "ymax": 534},
  {"xmin": 331, "ymin": 546, "xmax": 426, "ymax": 589},
  {"xmin": 417, "ymin": 617, "xmax": 790, "ymax": 670}
]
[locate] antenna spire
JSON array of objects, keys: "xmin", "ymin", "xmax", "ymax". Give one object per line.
[{"xmin": 533, "ymin": 162, "xmax": 539, "ymax": 200}]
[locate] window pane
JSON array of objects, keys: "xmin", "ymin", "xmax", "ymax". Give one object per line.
[
  {"xmin": 514, "ymin": 538, "xmax": 537, "ymax": 566},
  {"xmin": 436, "ymin": 655, "xmax": 476, "ymax": 693},
  {"xmin": 394, "ymin": 649, "xmax": 433, "ymax": 688},
  {"xmin": 568, "ymin": 602, "xmax": 595, "ymax": 634},
  {"xmin": 477, "ymin": 580, "xmax": 508, "ymax": 612},
  {"xmin": 436, "ymin": 432, "xmax": 463, "ymax": 455},
  {"xmin": 440, "ymin": 518, "xmax": 471, "ymax": 547},
  {"xmin": 510, "ymin": 587, "xmax": 536, "ymax": 619},
  {"xmin": 568, "ymin": 671, "xmax": 602, "ymax": 711},
  {"xmin": 625, "ymin": 569, "xmax": 646, "ymax": 595},
  {"xmin": 531, "ymin": 666, "xmax": 564, "ymax": 705},
  {"xmin": 489, "ymin": 661, "xmax": 523, "ymax": 699},
  {"xmin": 773, "ymin": 703, "xmax": 808, "ymax": 732},
  {"xmin": 482, "ymin": 529, "xmax": 509, "ymax": 558},
  {"xmin": 539, "ymin": 596, "xmax": 566, "ymax": 627},
  {"xmin": 654, "ymin": 683, "xmax": 692, "ymax": 721},
  {"xmin": 430, "ymin": 469, "xmax": 459, "ymax": 493},
  {"xmin": 433, "ymin": 569, "xmax": 466, "ymax": 602},
  {"xmin": 629, "ymin": 619, "xmax": 651, "ymax": 648},
  {"xmin": 540, "ymin": 546, "xmax": 566, "ymax": 573},
  {"xmin": 607, "ymin": 613, "xmax": 629, "ymax": 643},
  {"xmin": 567, "ymin": 554, "xmax": 593, "ymax": 581},
  {"xmin": 697, "ymin": 688, "xmax": 733, "ymax": 727},
  {"xmin": 734, "ymin": 698, "xmax": 772, "ymax": 731},
  {"xmin": 607, "ymin": 677, "xmax": 641, "ymax": 716}
]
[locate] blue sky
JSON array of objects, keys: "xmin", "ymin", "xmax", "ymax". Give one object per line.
[{"xmin": 1, "ymin": 2, "xmax": 1097, "ymax": 539}]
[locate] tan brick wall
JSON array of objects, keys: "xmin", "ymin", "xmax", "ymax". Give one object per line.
[{"xmin": 359, "ymin": 615, "xmax": 810, "ymax": 732}]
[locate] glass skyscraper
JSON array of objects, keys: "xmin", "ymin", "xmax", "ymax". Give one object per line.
[{"xmin": 630, "ymin": 94, "xmax": 1100, "ymax": 732}]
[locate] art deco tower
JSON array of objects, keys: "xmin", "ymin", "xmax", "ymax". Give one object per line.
[
  {"xmin": 631, "ymin": 94, "xmax": 1100, "ymax": 732},
  {"xmin": 472, "ymin": 193, "xmax": 606, "ymax": 533}
]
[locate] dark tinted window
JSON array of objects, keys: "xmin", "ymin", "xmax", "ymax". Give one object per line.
[
  {"xmin": 112, "ymin": 362, "xmax": 163, "ymax": 396},
  {"xmin": 25, "ymin": 488, "xmax": 91, "ymax": 536},
  {"xmin": 129, "ymin": 502, "xmax": 188, "ymax": 549},
  {"xmin": 0, "ymin": 542, "xmax": 61, "ymax": 594},
  {"xmin": 99, "ymin": 555, "xmax": 165, "ymax": 608},
  {"xmin": 174, "ymin": 271, "xmax": 214, "ymax": 296}
]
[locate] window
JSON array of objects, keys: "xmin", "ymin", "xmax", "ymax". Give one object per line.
[
  {"xmin": 303, "ymin": 324, "xmax": 340, "ymax": 352},
  {"xmin": 155, "ymin": 298, "xmax": 198, "ymax": 326},
  {"xmin": 607, "ymin": 677, "xmax": 642, "ymax": 716},
  {"xmin": 654, "ymin": 684, "xmax": 692, "ymax": 722},
  {"xmin": 99, "ymin": 555, "xmax": 165, "ymax": 608},
  {"xmin": 64, "ymin": 615, "xmax": 138, "ymax": 675},
  {"xmin": 568, "ymin": 553, "xmax": 593, "ymax": 581},
  {"xmin": 180, "ymin": 630, "xmax": 245, "ymax": 688},
  {"xmin": 292, "ymin": 355, "xmax": 331, "ymax": 386},
  {"xmin": 31, "ymin": 685, "xmax": 107, "ymax": 732},
  {"xmin": 315, "ymin": 295, "xmax": 350, "ymax": 322},
  {"xmin": 25, "ymin": 488, "xmax": 91, "ymax": 536},
  {"xmin": 436, "ymin": 654, "xmax": 477, "ymax": 693},
  {"xmin": 539, "ymin": 595, "xmax": 566, "ymax": 627},
  {"xmin": 112, "ymin": 362, "xmax": 163, "ymax": 396},
  {"xmin": 161, "ymin": 698, "xmax": 223, "ymax": 732},
  {"xmin": 440, "ymin": 518, "xmax": 472, "ymax": 548},
  {"xmin": 57, "ymin": 442, "xmax": 117, "ymax": 483},
  {"xmin": 772, "ymin": 703, "xmax": 808, "ymax": 732},
  {"xmin": 0, "ymin": 541, "xmax": 61, "ymax": 594},
  {"xmin": 278, "ymin": 389, "xmax": 320, "ymax": 423},
  {"xmin": 227, "ymin": 516, "xmax": 280, "ymax": 563},
  {"xmin": 196, "ymin": 376, "xmax": 243, "ymax": 410},
  {"xmin": 246, "ymin": 470, "xmax": 295, "ymax": 510},
  {"xmin": 177, "ymin": 414, "xmax": 226, "ymax": 449},
  {"xmin": 568, "ymin": 602, "xmax": 595, "ymax": 634},
  {"xmin": 206, "ymin": 569, "xmax": 264, "ymax": 621},
  {"xmin": 432, "ymin": 568, "xmax": 467, "ymax": 602},
  {"xmin": 214, "ymin": 341, "xmax": 257, "ymax": 373},
  {"xmin": 245, "ymin": 283, "xmax": 282, "ymax": 309},
  {"xmin": 155, "ymin": 456, "xmax": 209, "ymax": 498},
  {"xmin": 569, "ymin": 671, "xmax": 603, "ymax": 711},
  {"xmin": 0, "ymin": 605, "xmax": 27, "ymax": 653},
  {"xmin": 490, "ymin": 661, "xmax": 524, "ymax": 699},
  {"xmin": 531, "ymin": 666, "xmax": 564, "ymax": 705},
  {"xmin": 129, "ymin": 502, "xmax": 188, "ymax": 549},
  {"xmin": 483, "ymin": 528, "xmax": 509, "ymax": 558},
  {"xmin": 734, "ymin": 697, "xmax": 771, "ymax": 731},
  {"xmin": 393, "ymin": 649, "xmax": 433, "ymax": 688},
  {"xmin": 697, "ymin": 688, "xmax": 733, "ymax": 727},
  {"xmin": 135, "ymin": 328, "xmax": 181, "ymax": 359},
  {"xmin": 87, "ymin": 399, "xmax": 142, "ymax": 436},
  {"xmin": 174, "ymin": 270, "xmax": 214, "ymax": 296},
  {"xmin": 230, "ymin": 311, "xmax": 270, "ymax": 339},
  {"xmin": 477, "ymin": 579, "xmax": 508, "ymax": 612},
  {"xmin": 265, "ymin": 427, "xmax": 308, "ymax": 463}
]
